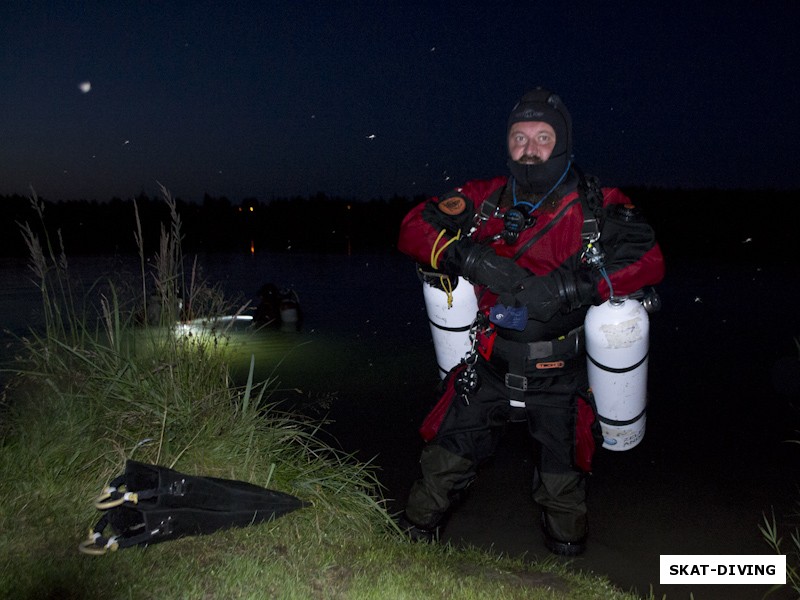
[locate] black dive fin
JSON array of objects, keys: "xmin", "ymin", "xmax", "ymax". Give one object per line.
[{"xmin": 80, "ymin": 460, "xmax": 308, "ymax": 554}]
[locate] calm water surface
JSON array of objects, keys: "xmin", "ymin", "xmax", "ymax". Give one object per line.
[{"xmin": 0, "ymin": 251, "xmax": 440, "ymax": 418}]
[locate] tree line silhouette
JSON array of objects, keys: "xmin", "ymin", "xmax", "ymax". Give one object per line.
[
  {"xmin": 0, "ymin": 192, "xmax": 425, "ymax": 258},
  {"xmin": 1, "ymin": 188, "xmax": 796, "ymax": 262}
]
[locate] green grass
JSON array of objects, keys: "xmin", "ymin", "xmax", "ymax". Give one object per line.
[{"xmin": 0, "ymin": 188, "xmax": 645, "ymax": 599}]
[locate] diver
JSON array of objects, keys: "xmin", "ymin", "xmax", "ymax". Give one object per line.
[
  {"xmin": 254, "ymin": 283, "xmax": 302, "ymax": 331},
  {"xmin": 396, "ymin": 88, "xmax": 665, "ymax": 555}
]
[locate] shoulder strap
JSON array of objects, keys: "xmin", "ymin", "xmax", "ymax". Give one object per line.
[
  {"xmin": 573, "ymin": 165, "xmax": 604, "ymax": 244},
  {"xmin": 573, "ymin": 165, "xmax": 604, "ymax": 217},
  {"xmin": 477, "ymin": 185, "xmax": 504, "ymax": 222}
]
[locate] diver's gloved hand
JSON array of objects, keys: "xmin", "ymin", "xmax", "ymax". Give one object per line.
[
  {"xmin": 443, "ymin": 238, "xmax": 530, "ymax": 293},
  {"xmin": 557, "ymin": 269, "xmax": 600, "ymax": 312},
  {"xmin": 500, "ymin": 270, "xmax": 599, "ymax": 322},
  {"xmin": 422, "ymin": 192, "xmax": 476, "ymax": 235}
]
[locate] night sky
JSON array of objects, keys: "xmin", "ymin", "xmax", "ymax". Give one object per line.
[{"xmin": 2, "ymin": 1, "xmax": 798, "ymax": 203}]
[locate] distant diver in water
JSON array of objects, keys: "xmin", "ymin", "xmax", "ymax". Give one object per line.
[{"xmin": 254, "ymin": 283, "xmax": 301, "ymax": 331}]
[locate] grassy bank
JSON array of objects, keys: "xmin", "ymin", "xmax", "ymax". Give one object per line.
[{"xmin": 0, "ymin": 190, "xmax": 643, "ymax": 599}]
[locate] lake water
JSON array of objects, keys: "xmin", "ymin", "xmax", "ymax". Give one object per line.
[{"xmin": 2, "ymin": 250, "xmax": 798, "ymax": 599}]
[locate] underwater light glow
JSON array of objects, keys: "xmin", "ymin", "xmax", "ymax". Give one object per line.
[{"xmin": 175, "ymin": 315, "xmax": 254, "ymax": 337}]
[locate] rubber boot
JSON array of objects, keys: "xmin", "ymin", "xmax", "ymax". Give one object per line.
[
  {"xmin": 404, "ymin": 444, "xmax": 474, "ymax": 530},
  {"xmin": 533, "ymin": 470, "xmax": 588, "ymax": 556},
  {"xmin": 541, "ymin": 512, "xmax": 587, "ymax": 556},
  {"xmin": 397, "ymin": 512, "xmax": 438, "ymax": 543}
]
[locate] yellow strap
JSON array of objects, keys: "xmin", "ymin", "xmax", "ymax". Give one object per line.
[
  {"xmin": 424, "ymin": 228, "xmax": 466, "ymax": 309},
  {"xmin": 439, "ymin": 275, "xmax": 454, "ymax": 308},
  {"xmin": 429, "ymin": 229, "xmax": 463, "ymax": 308},
  {"xmin": 79, "ymin": 536, "xmax": 108, "ymax": 556},
  {"xmin": 430, "ymin": 229, "xmax": 461, "ymax": 270},
  {"xmin": 94, "ymin": 490, "xmax": 138, "ymax": 510},
  {"xmin": 78, "ymin": 530, "xmax": 110, "ymax": 556}
]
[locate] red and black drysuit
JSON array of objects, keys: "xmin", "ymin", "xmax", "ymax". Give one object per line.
[{"xmin": 398, "ymin": 172, "xmax": 665, "ymax": 545}]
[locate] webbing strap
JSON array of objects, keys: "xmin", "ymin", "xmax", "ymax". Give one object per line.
[
  {"xmin": 587, "ymin": 351, "xmax": 648, "ymax": 374},
  {"xmin": 599, "ymin": 406, "xmax": 646, "ymax": 427},
  {"xmin": 478, "ymin": 186, "xmax": 503, "ymax": 221},
  {"xmin": 505, "ymin": 349, "xmax": 528, "ymax": 402},
  {"xmin": 492, "ymin": 327, "xmax": 583, "ymax": 362},
  {"xmin": 429, "ymin": 319, "xmax": 473, "ymax": 333}
]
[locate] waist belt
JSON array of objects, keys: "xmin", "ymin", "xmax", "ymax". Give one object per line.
[
  {"xmin": 492, "ymin": 327, "xmax": 584, "ymax": 362},
  {"xmin": 488, "ymin": 327, "xmax": 585, "ymax": 396}
]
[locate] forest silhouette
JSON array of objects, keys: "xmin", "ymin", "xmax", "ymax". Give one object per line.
[{"xmin": 1, "ymin": 188, "xmax": 796, "ymax": 262}]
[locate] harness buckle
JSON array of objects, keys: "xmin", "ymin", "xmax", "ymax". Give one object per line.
[{"xmin": 504, "ymin": 373, "xmax": 528, "ymax": 391}]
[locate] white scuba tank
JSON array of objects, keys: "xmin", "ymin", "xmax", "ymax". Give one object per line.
[
  {"xmin": 585, "ymin": 297, "xmax": 650, "ymax": 451},
  {"xmin": 421, "ymin": 275, "xmax": 479, "ymax": 379}
]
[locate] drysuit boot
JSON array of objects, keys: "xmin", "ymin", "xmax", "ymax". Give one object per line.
[
  {"xmin": 533, "ymin": 470, "xmax": 588, "ymax": 556},
  {"xmin": 404, "ymin": 444, "xmax": 474, "ymax": 532},
  {"xmin": 397, "ymin": 512, "xmax": 438, "ymax": 543}
]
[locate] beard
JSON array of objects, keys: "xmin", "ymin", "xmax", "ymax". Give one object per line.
[
  {"xmin": 504, "ymin": 156, "xmax": 578, "ymax": 213},
  {"xmin": 507, "ymin": 152, "xmax": 568, "ymax": 195},
  {"xmin": 517, "ymin": 154, "xmax": 544, "ymax": 165}
]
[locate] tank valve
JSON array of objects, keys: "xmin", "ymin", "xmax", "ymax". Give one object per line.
[{"xmin": 641, "ymin": 288, "xmax": 662, "ymax": 314}]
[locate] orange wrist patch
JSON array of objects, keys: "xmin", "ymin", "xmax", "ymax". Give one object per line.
[{"xmin": 438, "ymin": 195, "xmax": 466, "ymax": 216}]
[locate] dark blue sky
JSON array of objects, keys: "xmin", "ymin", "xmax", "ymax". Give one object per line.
[{"xmin": 2, "ymin": 1, "xmax": 798, "ymax": 202}]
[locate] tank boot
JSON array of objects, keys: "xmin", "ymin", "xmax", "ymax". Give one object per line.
[
  {"xmin": 397, "ymin": 512, "xmax": 439, "ymax": 543},
  {"xmin": 541, "ymin": 513, "xmax": 587, "ymax": 557}
]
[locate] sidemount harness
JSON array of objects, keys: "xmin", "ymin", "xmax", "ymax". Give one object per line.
[
  {"xmin": 474, "ymin": 166, "xmax": 605, "ymax": 265},
  {"xmin": 458, "ymin": 168, "xmax": 607, "ymax": 403}
]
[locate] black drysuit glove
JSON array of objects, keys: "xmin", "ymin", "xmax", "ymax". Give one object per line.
[
  {"xmin": 441, "ymin": 238, "xmax": 530, "ymax": 294},
  {"xmin": 422, "ymin": 192, "xmax": 476, "ymax": 235},
  {"xmin": 500, "ymin": 269, "xmax": 599, "ymax": 322}
]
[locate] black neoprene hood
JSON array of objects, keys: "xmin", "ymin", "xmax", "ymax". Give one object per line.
[
  {"xmin": 507, "ymin": 87, "xmax": 572, "ymax": 162},
  {"xmin": 506, "ymin": 88, "xmax": 574, "ymax": 193}
]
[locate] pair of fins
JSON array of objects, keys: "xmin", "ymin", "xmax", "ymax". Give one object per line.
[{"xmin": 80, "ymin": 460, "xmax": 308, "ymax": 554}]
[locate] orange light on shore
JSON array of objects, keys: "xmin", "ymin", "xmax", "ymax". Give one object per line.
[{"xmin": 250, "ymin": 239, "xmax": 255, "ymax": 254}]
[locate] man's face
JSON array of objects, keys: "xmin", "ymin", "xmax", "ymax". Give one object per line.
[{"xmin": 507, "ymin": 121, "xmax": 557, "ymax": 164}]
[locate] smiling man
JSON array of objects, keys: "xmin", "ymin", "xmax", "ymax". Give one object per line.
[{"xmin": 397, "ymin": 88, "xmax": 665, "ymax": 556}]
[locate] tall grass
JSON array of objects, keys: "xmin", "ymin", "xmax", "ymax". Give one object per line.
[
  {"xmin": 17, "ymin": 189, "xmax": 87, "ymax": 345},
  {"xmin": 760, "ymin": 504, "xmax": 800, "ymax": 597},
  {"xmin": 2, "ymin": 187, "xmax": 389, "ymax": 594}
]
